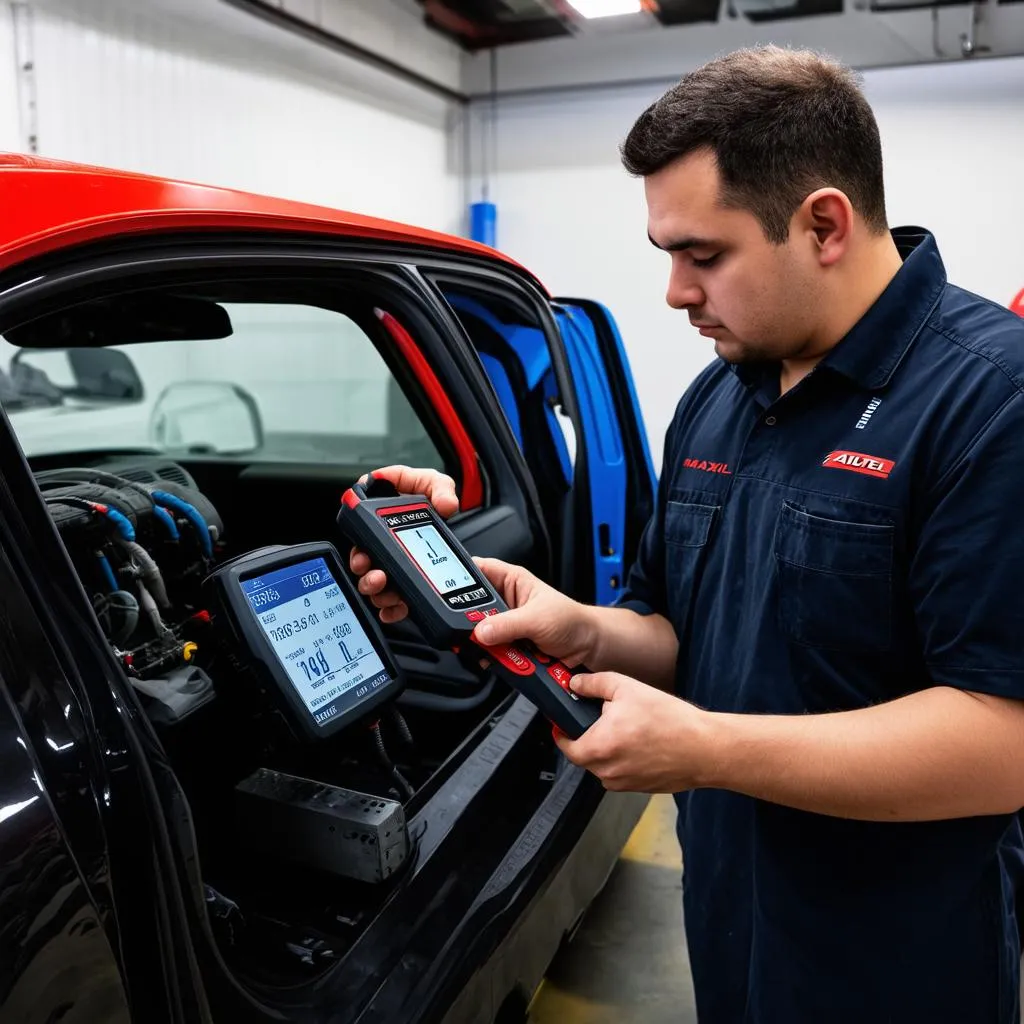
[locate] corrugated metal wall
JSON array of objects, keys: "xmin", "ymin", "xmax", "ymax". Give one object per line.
[{"xmin": 0, "ymin": 0, "xmax": 465, "ymax": 235}]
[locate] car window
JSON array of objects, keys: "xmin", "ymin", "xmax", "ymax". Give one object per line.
[{"xmin": 0, "ymin": 301, "xmax": 444, "ymax": 470}]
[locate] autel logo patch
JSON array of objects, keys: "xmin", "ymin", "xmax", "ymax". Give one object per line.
[
  {"xmin": 683, "ymin": 458, "xmax": 732, "ymax": 475},
  {"xmin": 822, "ymin": 450, "xmax": 895, "ymax": 479}
]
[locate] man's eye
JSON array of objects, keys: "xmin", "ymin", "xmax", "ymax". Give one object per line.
[{"xmin": 692, "ymin": 253, "xmax": 721, "ymax": 269}]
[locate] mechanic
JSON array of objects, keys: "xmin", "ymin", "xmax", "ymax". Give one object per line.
[{"xmin": 351, "ymin": 46, "xmax": 1024, "ymax": 1024}]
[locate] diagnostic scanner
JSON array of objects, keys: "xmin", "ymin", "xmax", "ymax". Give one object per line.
[{"xmin": 337, "ymin": 478, "xmax": 601, "ymax": 739}]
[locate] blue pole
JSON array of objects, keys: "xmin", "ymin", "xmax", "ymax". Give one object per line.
[{"xmin": 469, "ymin": 201, "xmax": 497, "ymax": 248}]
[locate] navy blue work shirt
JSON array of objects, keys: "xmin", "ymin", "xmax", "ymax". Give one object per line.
[{"xmin": 619, "ymin": 227, "xmax": 1024, "ymax": 1023}]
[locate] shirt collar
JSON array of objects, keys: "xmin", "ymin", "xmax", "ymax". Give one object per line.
[
  {"xmin": 821, "ymin": 226, "xmax": 946, "ymax": 390},
  {"xmin": 731, "ymin": 226, "xmax": 946, "ymax": 393}
]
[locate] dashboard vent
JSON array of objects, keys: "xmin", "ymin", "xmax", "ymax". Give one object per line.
[
  {"xmin": 102, "ymin": 460, "xmax": 194, "ymax": 488},
  {"xmin": 155, "ymin": 463, "xmax": 190, "ymax": 486},
  {"xmin": 117, "ymin": 466, "xmax": 158, "ymax": 484}
]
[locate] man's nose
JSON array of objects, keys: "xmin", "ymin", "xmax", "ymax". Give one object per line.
[{"xmin": 666, "ymin": 269, "xmax": 705, "ymax": 310}]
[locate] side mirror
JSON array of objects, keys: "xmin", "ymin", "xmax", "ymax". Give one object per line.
[
  {"xmin": 11, "ymin": 347, "xmax": 144, "ymax": 403},
  {"xmin": 149, "ymin": 381, "xmax": 263, "ymax": 455},
  {"xmin": 67, "ymin": 348, "xmax": 144, "ymax": 401}
]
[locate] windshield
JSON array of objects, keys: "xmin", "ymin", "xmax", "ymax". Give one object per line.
[{"xmin": 0, "ymin": 300, "xmax": 443, "ymax": 470}]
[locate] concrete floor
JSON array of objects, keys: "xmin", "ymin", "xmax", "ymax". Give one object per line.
[{"xmin": 527, "ymin": 795, "xmax": 698, "ymax": 1024}]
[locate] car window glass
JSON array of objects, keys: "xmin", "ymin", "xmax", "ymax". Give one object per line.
[{"xmin": 0, "ymin": 302, "xmax": 444, "ymax": 471}]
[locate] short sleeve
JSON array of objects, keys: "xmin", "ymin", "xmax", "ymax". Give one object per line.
[{"xmin": 912, "ymin": 392, "xmax": 1024, "ymax": 698}]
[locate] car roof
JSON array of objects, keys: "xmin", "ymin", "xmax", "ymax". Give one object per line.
[{"xmin": 0, "ymin": 153, "xmax": 545, "ymax": 292}]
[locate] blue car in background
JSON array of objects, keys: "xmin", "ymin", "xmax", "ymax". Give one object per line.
[{"xmin": 0, "ymin": 155, "xmax": 656, "ymax": 1024}]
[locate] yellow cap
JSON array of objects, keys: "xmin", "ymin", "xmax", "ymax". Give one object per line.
[{"xmin": 182, "ymin": 641, "xmax": 199, "ymax": 662}]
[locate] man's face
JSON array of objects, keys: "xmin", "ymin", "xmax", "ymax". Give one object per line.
[{"xmin": 645, "ymin": 149, "xmax": 823, "ymax": 365}]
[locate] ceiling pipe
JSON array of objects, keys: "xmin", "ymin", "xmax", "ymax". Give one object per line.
[{"xmin": 220, "ymin": 0, "xmax": 469, "ymax": 104}]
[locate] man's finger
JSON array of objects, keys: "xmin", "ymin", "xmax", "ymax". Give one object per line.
[
  {"xmin": 364, "ymin": 465, "xmax": 459, "ymax": 519},
  {"xmin": 379, "ymin": 605, "xmax": 409, "ymax": 624},
  {"xmin": 349, "ymin": 547, "xmax": 371, "ymax": 575},
  {"xmin": 472, "ymin": 556, "xmax": 516, "ymax": 594},
  {"xmin": 358, "ymin": 569, "xmax": 388, "ymax": 596},
  {"xmin": 553, "ymin": 729, "xmax": 580, "ymax": 761},
  {"xmin": 568, "ymin": 672, "xmax": 620, "ymax": 702}
]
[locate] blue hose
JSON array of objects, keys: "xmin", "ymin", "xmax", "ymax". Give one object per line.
[
  {"xmin": 96, "ymin": 552, "xmax": 118, "ymax": 591},
  {"xmin": 152, "ymin": 490, "xmax": 212, "ymax": 558},
  {"xmin": 101, "ymin": 506, "xmax": 135, "ymax": 542},
  {"xmin": 151, "ymin": 505, "xmax": 181, "ymax": 541}
]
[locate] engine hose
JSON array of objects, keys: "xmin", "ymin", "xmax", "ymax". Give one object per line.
[
  {"xmin": 95, "ymin": 551, "xmax": 118, "ymax": 592},
  {"xmin": 152, "ymin": 490, "xmax": 212, "ymax": 558},
  {"xmin": 120, "ymin": 540, "xmax": 171, "ymax": 609},
  {"xmin": 44, "ymin": 496, "xmax": 135, "ymax": 541},
  {"xmin": 37, "ymin": 469, "xmax": 181, "ymax": 541},
  {"xmin": 136, "ymin": 580, "xmax": 172, "ymax": 637}
]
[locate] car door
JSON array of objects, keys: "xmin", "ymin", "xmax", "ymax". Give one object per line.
[
  {"xmin": 427, "ymin": 276, "xmax": 656, "ymax": 607},
  {"xmin": 551, "ymin": 297, "xmax": 656, "ymax": 606},
  {"xmin": 0, "ymin": 402, "xmax": 209, "ymax": 1024}
]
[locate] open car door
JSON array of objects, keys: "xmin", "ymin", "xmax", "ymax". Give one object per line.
[
  {"xmin": 552, "ymin": 297, "xmax": 656, "ymax": 607},
  {"xmin": 434, "ymin": 281, "xmax": 656, "ymax": 609}
]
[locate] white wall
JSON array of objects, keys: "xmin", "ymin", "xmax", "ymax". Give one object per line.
[
  {"xmin": 475, "ymin": 56, "xmax": 1024, "ymax": 469},
  {"xmin": 0, "ymin": 0, "xmax": 466, "ymax": 235},
  {"xmin": 2, "ymin": 1, "xmax": 1022, "ymax": 472}
]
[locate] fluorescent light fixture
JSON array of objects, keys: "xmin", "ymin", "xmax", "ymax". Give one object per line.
[{"xmin": 567, "ymin": 0, "xmax": 643, "ymax": 17}]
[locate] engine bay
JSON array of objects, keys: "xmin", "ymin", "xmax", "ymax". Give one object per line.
[{"xmin": 36, "ymin": 456, "xmax": 531, "ymax": 985}]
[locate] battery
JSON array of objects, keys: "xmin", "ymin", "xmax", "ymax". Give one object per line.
[{"xmin": 234, "ymin": 767, "xmax": 410, "ymax": 884}]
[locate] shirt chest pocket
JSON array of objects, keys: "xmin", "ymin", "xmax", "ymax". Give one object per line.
[
  {"xmin": 665, "ymin": 500, "xmax": 719, "ymax": 633},
  {"xmin": 773, "ymin": 500, "xmax": 894, "ymax": 652}
]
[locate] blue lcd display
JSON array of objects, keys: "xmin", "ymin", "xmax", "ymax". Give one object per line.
[{"xmin": 240, "ymin": 557, "xmax": 391, "ymax": 732}]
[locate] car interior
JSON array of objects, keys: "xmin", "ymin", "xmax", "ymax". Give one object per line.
[{"xmin": 0, "ymin": 273, "xmax": 581, "ymax": 990}]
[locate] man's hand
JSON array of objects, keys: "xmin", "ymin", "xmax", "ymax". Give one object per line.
[
  {"xmin": 349, "ymin": 465, "xmax": 459, "ymax": 624},
  {"xmin": 469, "ymin": 557, "xmax": 597, "ymax": 668},
  {"xmin": 348, "ymin": 465, "xmax": 679, "ymax": 687},
  {"xmin": 348, "ymin": 465, "xmax": 598, "ymax": 663},
  {"xmin": 554, "ymin": 672, "xmax": 714, "ymax": 793}
]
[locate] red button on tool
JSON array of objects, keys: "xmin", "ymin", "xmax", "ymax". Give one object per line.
[
  {"xmin": 547, "ymin": 661, "xmax": 581, "ymax": 701},
  {"xmin": 547, "ymin": 663, "xmax": 572, "ymax": 690},
  {"xmin": 466, "ymin": 611, "xmax": 486, "ymax": 622},
  {"xmin": 472, "ymin": 642, "xmax": 535, "ymax": 677}
]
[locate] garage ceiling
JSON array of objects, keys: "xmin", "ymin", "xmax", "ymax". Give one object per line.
[
  {"xmin": 403, "ymin": 0, "xmax": 1021, "ymax": 48},
  {"xmin": 209, "ymin": 0, "xmax": 1024, "ymax": 104}
]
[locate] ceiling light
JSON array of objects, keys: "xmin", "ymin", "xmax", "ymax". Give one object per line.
[{"xmin": 567, "ymin": 0, "xmax": 644, "ymax": 18}]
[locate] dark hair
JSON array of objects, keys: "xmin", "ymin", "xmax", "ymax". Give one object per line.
[{"xmin": 620, "ymin": 46, "xmax": 888, "ymax": 243}]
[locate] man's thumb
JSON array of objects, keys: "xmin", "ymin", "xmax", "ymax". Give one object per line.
[
  {"xmin": 568, "ymin": 671, "xmax": 618, "ymax": 701},
  {"xmin": 472, "ymin": 609, "xmax": 528, "ymax": 648}
]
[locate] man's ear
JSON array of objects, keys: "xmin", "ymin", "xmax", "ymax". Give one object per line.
[{"xmin": 794, "ymin": 188, "xmax": 854, "ymax": 267}]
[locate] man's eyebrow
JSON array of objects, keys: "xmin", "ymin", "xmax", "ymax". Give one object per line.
[{"xmin": 647, "ymin": 233, "xmax": 719, "ymax": 252}]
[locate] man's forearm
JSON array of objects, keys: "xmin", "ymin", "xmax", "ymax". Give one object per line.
[
  {"xmin": 584, "ymin": 606, "xmax": 678, "ymax": 690},
  {"xmin": 703, "ymin": 685, "xmax": 1024, "ymax": 821}
]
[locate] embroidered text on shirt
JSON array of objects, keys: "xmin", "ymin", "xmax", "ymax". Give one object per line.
[{"xmin": 855, "ymin": 396, "xmax": 882, "ymax": 430}]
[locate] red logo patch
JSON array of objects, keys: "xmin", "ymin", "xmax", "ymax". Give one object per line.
[{"xmin": 822, "ymin": 450, "xmax": 895, "ymax": 479}]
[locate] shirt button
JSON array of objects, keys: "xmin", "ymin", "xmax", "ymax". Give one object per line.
[{"xmin": 765, "ymin": 415, "xmax": 777, "ymax": 426}]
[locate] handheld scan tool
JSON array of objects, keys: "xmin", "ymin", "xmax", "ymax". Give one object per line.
[
  {"xmin": 337, "ymin": 478, "xmax": 601, "ymax": 739},
  {"xmin": 204, "ymin": 541, "xmax": 402, "ymax": 741}
]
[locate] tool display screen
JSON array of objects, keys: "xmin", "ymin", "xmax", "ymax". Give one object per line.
[
  {"xmin": 395, "ymin": 523, "xmax": 476, "ymax": 595},
  {"xmin": 240, "ymin": 556, "xmax": 391, "ymax": 733}
]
